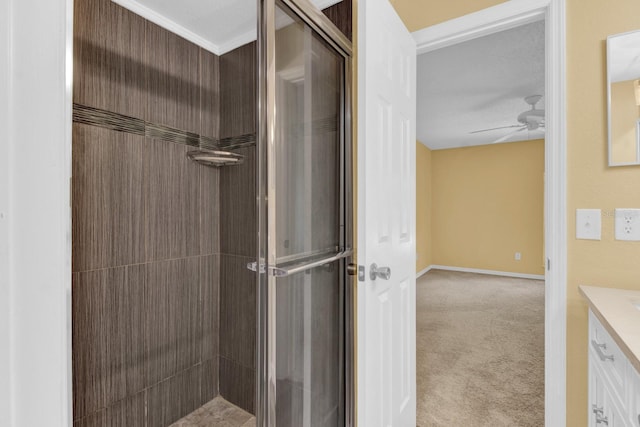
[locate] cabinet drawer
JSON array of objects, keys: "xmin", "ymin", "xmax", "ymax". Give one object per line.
[{"xmin": 590, "ymin": 310, "xmax": 628, "ymax": 404}]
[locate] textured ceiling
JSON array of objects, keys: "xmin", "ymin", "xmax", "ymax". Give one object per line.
[
  {"xmin": 112, "ymin": 0, "xmax": 341, "ymax": 55},
  {"xmin": 416, "ymin": 20, "xmax": 545, "ymax": 150}
]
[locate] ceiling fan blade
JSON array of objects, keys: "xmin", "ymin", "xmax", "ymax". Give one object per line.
[
  {"xmin": 469, "ymin": 124, "xmax": 524, "ymax": 134},
  {"xmin": 492, "ymin": 127, "xmax": 527, "ymax": 144}
]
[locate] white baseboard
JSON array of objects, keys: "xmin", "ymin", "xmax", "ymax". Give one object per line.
[
  {"xmin": 427, "ymin": 265, "xmax": 545, "ymax": 281},
  {"xmin": 416, "ymin": 265, "xmax": 433, "ymax": 279}
]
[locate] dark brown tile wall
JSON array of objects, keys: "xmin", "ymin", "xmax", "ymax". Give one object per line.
[
  {"xmin": 73, "ymin": 0, "xmax": 146, "ymax": 119},
  {"xmin": 73, "ymin": 390, "xmax": 146, "ymax": 427},
  {"xmin": 200, "ymin": 49, "xmax": 220, "ymax": 140},
  {"xmin": 147, "ymin": 365, "xmax": 204, "ymax": 427},
  {"xmin": 219, "ymin": 43, "xmax": 257, "ymax": 140},
  {"xmin": 144, "ymin": 140, "xmax": 201, "ymax": 261},
  {"xmin": 219, "ymin": 255, "xmax": 256, "ymax": 370},
  {"xmin": 218, "ymin": 142, "xmax": 257, "ymax": 412},
  {"xmin": 144, "ymin": 258, "xmax": 202, "ymax": 385},
  {"xmin": 72, "ymin": 125, "xmax": 146, "ymax": 272},
  {"xmin": 72, "ymin": 0, "xmax": 221, "ymax": 424},
  {"xmin": 144, "ymin": 21, "xmax": 202, "ymax": 135},
  {"xmin": 322, "ymin": 0, "xmax": 353, "ymax": 42},
  {"xmin": 219, "ymin": 356, "xmax": 256, "ymax": 414},
  {"xmin": 72, "ymin": 267, "xmax": 145, "ymax": 419},
  {"xmin": 219, "ymin": 146, "xmax": 257, "ymax": 258}
]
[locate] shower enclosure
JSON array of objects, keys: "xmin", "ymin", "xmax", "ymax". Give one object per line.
[
  {"xmin": 71, "ymin": 0, "xmax": 353, "ymax": 426},
  {"xmin": 255, "ymin": 1, "xmax": 353, "ymax": 426}
]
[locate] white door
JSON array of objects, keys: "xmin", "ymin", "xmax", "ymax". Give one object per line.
[{"xmin": 357, "ymin": 0, "xmax": 416, "ymax": 425}]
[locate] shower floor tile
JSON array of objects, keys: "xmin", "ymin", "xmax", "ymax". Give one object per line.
[{"xmin": 169, "ymin": 396, "xmax": 255, "ymax": 427}]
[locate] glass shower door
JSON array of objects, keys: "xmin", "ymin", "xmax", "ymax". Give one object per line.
[{"xmin": 255, "ymin": 1, "xmax": 353, "ymax": 426}]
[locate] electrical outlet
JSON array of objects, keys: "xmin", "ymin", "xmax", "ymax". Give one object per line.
[
  {"xmin": 515, "ymin": 252, "xmax": 521, "ymax": 261},
  {"xmin": 576, "ymin": 209, "xmax": 601, "ymax": 240},
  {"xmin": 615, "ymin": 209, "xmax": 640, "ymax": 241}
]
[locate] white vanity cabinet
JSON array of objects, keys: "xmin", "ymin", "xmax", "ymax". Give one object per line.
[
  {"xmin": 588, "ymin": 311, "xmax": 629, "ymax": 426},
  {"xmin": 581, "ymin": 286, "xmax": 640, "ymax": 427}
]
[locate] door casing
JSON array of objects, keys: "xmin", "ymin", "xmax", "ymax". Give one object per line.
[{"xmin": 412, "ymin": 0, "xmax": 567, "ymax": 425}]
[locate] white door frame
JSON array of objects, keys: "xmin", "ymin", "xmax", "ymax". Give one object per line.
[
  {"xmin": 412, "ymin": 0, "xmax": 567, "ymax": 425},
  {"xmin": 1, "ymin": 0, "xmax": 74, "ymax": 426}
]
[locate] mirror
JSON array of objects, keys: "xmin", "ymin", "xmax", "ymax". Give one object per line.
[{"xmin": 608, "ymin": 30, "xmax": 640, "ymax": 166}]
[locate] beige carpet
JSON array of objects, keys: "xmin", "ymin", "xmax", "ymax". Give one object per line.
[{"xmin": 416, "ymin": 270, "xmax": 545, "ymax": 427}]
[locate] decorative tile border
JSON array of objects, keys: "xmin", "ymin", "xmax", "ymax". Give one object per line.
[
  {"xmin": 73, "ymin": 103, "xmax": 145, "ymax": 135},
  {"xmin": 72, "ymin": 104, "xmax": 336, "ymax": 150},
  {"xmin": 72, "ymin": 103, "xmax": 256, "ymax": 150}
]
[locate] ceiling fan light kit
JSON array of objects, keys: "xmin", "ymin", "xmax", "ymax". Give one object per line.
[{"xmin": 470, "ymin": 94, "xmax": 546, "ymax": 143}]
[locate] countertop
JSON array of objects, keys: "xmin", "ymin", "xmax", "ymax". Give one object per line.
[{"xmin": 579, "ymin": 285, "xmax": 640, "ymax": 375}]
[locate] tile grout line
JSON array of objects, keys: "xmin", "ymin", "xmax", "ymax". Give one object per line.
[
  {"xmin": 73, "ymin": 361, "xmax": 219, "ymax": 424},
  {"xmin": 72, "ymin": 253, "xmax": 222, "ymax": 275}
]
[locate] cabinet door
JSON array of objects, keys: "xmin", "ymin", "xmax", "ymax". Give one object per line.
[
  {"xmin": 604, "ymin": 386, "xmax": 631, "ymax": 427},
  {"xmin": 630, "ymin": 366, "xmax": 640, "ymax": 427},
  {"xmin": 590, "ymin": 357, "xmax": 607, "ymax": 427}
]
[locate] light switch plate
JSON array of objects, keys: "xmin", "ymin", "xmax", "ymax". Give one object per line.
[
  {"xmin": 614, "ymin": 208, "xmax": 640, "ymax": 241},
  {"xmin": 576, "ymin": 209, "xmax": 601, "ymax": 240}
]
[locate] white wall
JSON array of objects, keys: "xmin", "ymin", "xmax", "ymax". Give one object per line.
[{"xmin": 1, "ymin": 0, "xmax": 73, "ymax": 425}]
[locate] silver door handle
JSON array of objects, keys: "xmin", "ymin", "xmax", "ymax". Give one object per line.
[
  {"xmin": 370, "ymin": 263, "xmax": 391, "ymax": 280},
  {"xmin": 591, "ymin": 340, "xmax": 615, "ymax": 362},
  {"xmin": 593, "ymin": 406, "xmax": 608, "ymax": 426},
  {"xmin": 247, "ymin": 250, "xmax": 352, "ymax": 277}
]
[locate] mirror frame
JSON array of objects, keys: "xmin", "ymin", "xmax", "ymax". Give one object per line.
[{"xmin": 607, "ymin": 29, "xmax": 640, "ymax": 167}]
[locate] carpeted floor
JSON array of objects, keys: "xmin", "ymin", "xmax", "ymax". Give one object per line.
[{"xmin": 416, "ymin": 270, "xmax": 545, "ymax": 427}]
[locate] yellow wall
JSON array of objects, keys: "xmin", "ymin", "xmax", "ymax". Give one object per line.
[
  {"xmin": 389, "ymin": 0, "xmax": 506, "ymax": 32},
  {"xmin": 389, "ymin": 0, "xmax": 640, "ymax": 425},
  {"xmin": 566, "ymin": 1, "xmax": 640, "ymax": 424},
  {"xmin": 610, "ymin": 80, "xmax": 640, "ymax": 164},
  {"xmin": 416, "ymin": 141, "xmax": 432, "ymax": 272},
  {"xmin": 431, "ymin": 140, "xmax": 545, "ymax": 275}
]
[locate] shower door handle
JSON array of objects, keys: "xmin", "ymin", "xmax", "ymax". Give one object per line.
[
  {"xmin": 247, "ymin": 250, "xmax": 353, "ymax": 277},
  {"xmin": 271, "ymin": 250, "xmax": 352, "ymax": 277},
  {"xmin": 369, "ymin": 263, "xmax": 391, "ymax": 280}
]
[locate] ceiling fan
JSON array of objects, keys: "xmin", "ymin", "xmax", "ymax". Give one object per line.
[{"xmin": 470, "ymin": 95, "xmax": 545, "ymax": 143}]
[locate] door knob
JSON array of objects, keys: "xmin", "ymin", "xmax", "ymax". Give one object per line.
[{"xmin": 369, "ymin": 263, "xmax": 391, "ymax": 280}]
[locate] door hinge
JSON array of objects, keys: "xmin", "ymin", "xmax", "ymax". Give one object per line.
[{"xmin": 547, "ymin": 258, "xmax": 551, "ymax": 271}]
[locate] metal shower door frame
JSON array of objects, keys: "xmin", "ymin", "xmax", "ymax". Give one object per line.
[{"xmin": 255, "ymin": 0, "xmax": 354, "ymax": 425}]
